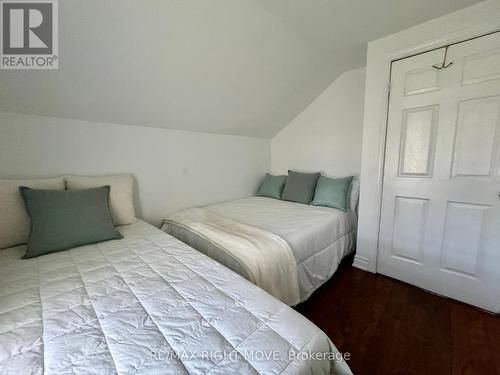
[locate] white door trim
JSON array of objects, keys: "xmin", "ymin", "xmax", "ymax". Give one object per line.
[{"xmin": 355, "ymin": 1, "xmax": 500, "ymax": 280}]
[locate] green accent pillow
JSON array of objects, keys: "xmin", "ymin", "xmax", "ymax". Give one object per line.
[
  {"xmin": 281, "ymin": 170, "xmax": 320, "ymax": 205},
  {"xmin": 256, "ymin": 174, "xmax": 287, "ymax": 199},
  {"xmin": 20, "ymin": 186, "xmax": 123, "ymax": 259},
  {"xmin": 312, "ymin": 176, "xmax": 354, "ymax": 212}
]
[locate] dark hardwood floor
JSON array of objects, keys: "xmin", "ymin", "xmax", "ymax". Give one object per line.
[{"xmin": 296, "ymin": 257, "xmax": 500, "ymax": 375}]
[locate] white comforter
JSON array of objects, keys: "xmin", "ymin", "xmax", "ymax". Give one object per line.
[
  {"xmin": 0, "ymin": 220, "xmax": 352, "ymax": 375},
  {"xmin": 163, "ymin": 197, "xmax": 357, "ymax": 304},
  {"xmin": 166, "ymin": 208, "xmax": 300, "ymax": 305}
]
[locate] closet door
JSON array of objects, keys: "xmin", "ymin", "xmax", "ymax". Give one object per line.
[{"xmin": 378, "ymin": 32, "xmax": 500, "ymax": 312}]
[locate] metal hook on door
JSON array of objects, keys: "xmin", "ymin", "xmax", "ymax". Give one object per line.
[{"xmin": 433, "ymin": 46, "xmax": 453, "ymax": 69}]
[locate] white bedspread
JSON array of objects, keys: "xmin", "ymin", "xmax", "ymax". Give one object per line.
[
  {"xmin": 165, "ymin": 208, "xmax": 300, "ymax": 306},
  {"xmin": 163, "ymin": 197, "xmax": 357, "ymax": 304},
  {"xmin": 0, "ymin": 220, "xmax": 352, "ymax": 375}
]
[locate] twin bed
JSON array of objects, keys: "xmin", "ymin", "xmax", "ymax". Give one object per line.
[
  {"xmin": 163, "ymin": 196, "xmax": 357, "ymax": 306},
  {"xmin": 0, "ymin": 174, "xmax": 355, "ymax": 374},
  {"xmin": 0, "ymin": 220, "xmax": 352, "ymax": 374}
]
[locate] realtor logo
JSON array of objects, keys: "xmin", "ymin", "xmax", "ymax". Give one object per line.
[{"xmin": 1, "ymin": 0, "xmax": 58, "ymax": 69}]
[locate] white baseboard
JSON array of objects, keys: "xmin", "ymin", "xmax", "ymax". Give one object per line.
[{"xmin": 353, "ymin": 255, "xmax": 372, "ymax": 272}]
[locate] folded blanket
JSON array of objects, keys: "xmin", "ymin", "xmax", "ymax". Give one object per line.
[{"xmin": 164, "ymin": 208, "xmax": 300, "ymax": 305}]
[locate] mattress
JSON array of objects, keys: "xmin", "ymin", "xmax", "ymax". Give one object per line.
[
  {"xmin": 163, "ymin": 197, "xmax": 357, "ymax": 303},
  {"xmin": 0, "ymin": 220, "xmax": 352, "ymax": 375}
]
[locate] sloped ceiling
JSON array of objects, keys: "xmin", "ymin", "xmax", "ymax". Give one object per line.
[{"xmin": 0, "ymin": 0, "xmax": 480, "ymax": 138}]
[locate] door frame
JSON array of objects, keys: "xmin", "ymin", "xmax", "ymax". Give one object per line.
[{"xmin": 354, "ymin": 4, "xmax": 500, "ymax": 291}]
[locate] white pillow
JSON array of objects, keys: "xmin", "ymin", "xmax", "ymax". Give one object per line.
[
  {"xmin": 349, "ymin": 178, "xmax": 360, "ymax": 213},
  {"xmin": 66, "ymin": 174, "xmax": 136, "ymax": 225},
  {"xmin": 0, "ymin": 177, "xmax": 65, "ymax": 249}
]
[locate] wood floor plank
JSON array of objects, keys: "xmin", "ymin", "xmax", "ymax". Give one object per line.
[
  {"xmin": 484, "ymin": 314, "xmax": 500, "ymax": 375},
  {"xmin": 296, "ymin": 259, "xmax": 500, "ymax": 375},
  {"xmin": 450, "ymin": 304, "xmax": 498, "ymax": 375}
]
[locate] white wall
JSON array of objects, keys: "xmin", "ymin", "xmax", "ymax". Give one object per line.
[
  {"xmin": 271, "ymin": 68, "xmax": 365, "ymax": 177},
  {"xmin": 355, "ymin": 0, "xmax": 500, "ymax": 272},
  {"xmin": 0, "ymin": 112, "xmax": 269, "ymax": 226}
]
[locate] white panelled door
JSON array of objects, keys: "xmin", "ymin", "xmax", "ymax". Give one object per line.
[{"xmin": 378, "ymin": 32, "xmax": 500, "ymax": 313}]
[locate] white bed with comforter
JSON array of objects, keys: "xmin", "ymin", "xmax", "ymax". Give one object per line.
[
  {"xmin": 0, "ymin": 220, "xmax": 351, "ymax": 375},
  {"xmin": 162, "ymin": 196, "xmax": 357, "ymax": 306}
]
